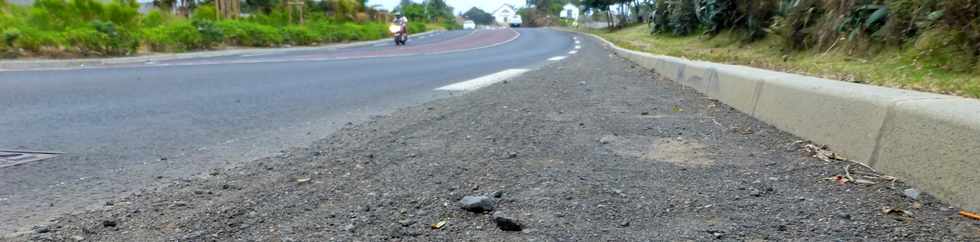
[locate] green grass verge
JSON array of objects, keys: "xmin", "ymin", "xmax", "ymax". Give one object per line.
[{"xmin": 591, "ymin": 25, "xmax": 980, "ymax": 98}]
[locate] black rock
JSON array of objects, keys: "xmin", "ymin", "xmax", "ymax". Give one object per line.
[
  {"xmin": 492, "ymin": 191, "xmax": 504, "ymax": 198},
  {"xmin": 102, "ymin": 220, "xmax": 117, "ymax": 228},
  {"xmin": 492, "ymin": 212, "xmax": 523, "ymax": 231}
]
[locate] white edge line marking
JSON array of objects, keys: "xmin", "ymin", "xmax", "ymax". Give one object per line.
[
  {"xmin": 435, "ymin": 69, "xmax": 530, "ymax": 91},
  {"xmin": 548, "ymin": 56, "xmax": 567, "ymax": 61}
]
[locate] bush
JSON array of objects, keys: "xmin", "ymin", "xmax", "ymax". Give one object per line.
[
  {"xmin": 667, "ymin": 0, "xmax": 698, "ymax": 36},
  {"xmin": 191, "ymin": 4, "xmax": 217, "ymax": 22},
  {"xmin": 910, "ymin": 28, "xmax": 977, "ymax": 73},
  {"xmin": 282, "ymin": 25, "xmax": 317, "ymax": 45},
  {"xmin": 142, "ymin": 9, "xmax": 167, "ymax": 28},
  {"xmin": 192, "ymin": 19, "xmax": 224, "ymax": 48},
  {"xmin": 64, "ymin": 20, "xmax": 138, "ymax": 56},
  {"xmin": 11, "ymin": 27, "xmax": 61, "ymax": 52},
  {"xmin": 144, "ymin": 20, "xmax": 203, "ymax": 52},
  {"xmin": 408, "ymin": 22, "xmax": 426, "ymax": 34},
  {"xmin": 216, "ymin": 20, "xmax": 283, "ymax": 47},
  {"xmin": 441, "ymin": 20, "xmax": 461, "ymax": 30}
]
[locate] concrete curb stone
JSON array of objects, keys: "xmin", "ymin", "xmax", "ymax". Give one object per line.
[{"xmin": 570, "ymin": 29, "xmax": 980, "ymax": 213}]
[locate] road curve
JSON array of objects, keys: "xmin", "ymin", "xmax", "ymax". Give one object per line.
[{"xmin": 0, "ymin": 28, "xmax": 575, "ymax": 233}]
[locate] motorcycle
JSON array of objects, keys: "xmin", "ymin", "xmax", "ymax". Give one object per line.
[{"xmin": 389, "ymin": 24, "xmax": 408, "ymax": 46}]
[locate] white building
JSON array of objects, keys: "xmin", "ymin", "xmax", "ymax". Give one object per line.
[
  {"xmin": 492, "ymin": 4, "xmax": 518, "ymax": 26},
  {"xmin": 560, "ymin": 3, "xmax": 580, "ymax": 21}
]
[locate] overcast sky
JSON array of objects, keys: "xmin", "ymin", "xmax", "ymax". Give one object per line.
[{"xmin": 367, "ymin": 0, "xmax": 527, "ymax": 14}]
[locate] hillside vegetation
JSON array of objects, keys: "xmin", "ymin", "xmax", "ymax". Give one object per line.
[
  {"xmin": 0, "ymin": 0, "xmax": 428, "ymax": 58},
  {"xmin": 598, "ymin": 0, "xmax": 980, "ymax": 97}
]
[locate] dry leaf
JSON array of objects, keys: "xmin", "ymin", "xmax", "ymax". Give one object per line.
[{"xmin": 431, "ymin": 221, "xmax": 447, "ymax": 229}]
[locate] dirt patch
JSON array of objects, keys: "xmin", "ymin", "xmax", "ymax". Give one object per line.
[{"xmin": 604, "ymin": 135, "xmax": 714, "ymax": 167}]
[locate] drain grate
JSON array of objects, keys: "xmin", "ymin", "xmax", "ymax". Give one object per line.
[{"xmin": 0, "ymin": 149, "xmax": 61, "ymax": 168}]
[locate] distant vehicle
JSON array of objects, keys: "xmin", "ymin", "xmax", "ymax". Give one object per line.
[
  {"xmin": 509, "ymin": 15, "xmax": 523, "ymax": 27},
  {"xmin": 463, "ymin": 20, "xmax": 476, "ymax": 30}
]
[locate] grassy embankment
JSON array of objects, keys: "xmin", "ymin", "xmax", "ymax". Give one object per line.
[
  {"xmin": 595, "ymin": 25, "xmax": 980, "ymax": 98},
  {"xmin": 0, "ymin": 0, "xmax": 428, "ymax": 58}
]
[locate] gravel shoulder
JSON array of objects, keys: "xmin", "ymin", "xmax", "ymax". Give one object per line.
[{"xmin": 12, "ymin": 33, "xmax": 980, "ymax": 241}]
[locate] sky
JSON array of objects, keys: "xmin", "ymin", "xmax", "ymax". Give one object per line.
[{"xmin": 367, "ymin": 0, "xmax": 527, "ymax": 14}]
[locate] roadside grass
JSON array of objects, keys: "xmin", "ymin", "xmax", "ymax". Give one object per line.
[
  {"xmin": 0, "ymin": 2, "xmax": 430, "ymax": 58},
  {"xmin": 592, "ymin": 25, "xmax": 980, "ymax": 98}
]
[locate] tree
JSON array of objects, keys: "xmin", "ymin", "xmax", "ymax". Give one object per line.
[
  {"xmin": 463, "ymin": 7, "xmax": 493, "ymax": 25},
  {"xmin": 330, "ymin": 0, "xmax": 361, "ymax": 20}
]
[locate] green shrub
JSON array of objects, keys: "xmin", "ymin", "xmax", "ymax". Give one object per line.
[
  {"xmin": 441, "ymin": 20, "xmax": 461, "ymax": 30},
  {"xmin": 143, "ymin": 20, "xmax": 203, "ymax": 52},
  {"xmin": 909, "ymin": 28, "xmax": 977, "ymax": 73},
  {"xmin": 667, "ymin": 0, "xmax": 698, "ymax": 36},
  {"xmin": 192, "ymin": 19, "xmax": 224, "ymax": 48},
  {"xmin": 354, "ymin": 23, "xmax": 386, "ymax": 40},
  {"xmin": 142, "ymin": 9, "xmax": 168, "ymax": 28},
  {"xmin": 191, "ymin": 4, "xmax": 217, "ymax": 22},
  {"xmin": 407, "ymin": 22, "xmax": 426, "ymax": 34},
  {"xmin": 216, "ymin": 20, "xmax": 282, "ymax": 47},
  {"xmin": 103, "ymin": 0, "xmax": 140, "ymax": 29},
  {"xmin": 282, "ymin": 25, "xmax": 317, "ymax": 45},
  {"xmin": 2, "ymin": 28, "xmax": 20, "ymax": 47},
  {"xmin": 64, "ymin": 20, "xmax": 138, "ymax": 55},
  {"xmin": 11, "ymin": 27, "xmax": 62, "ymax": 52}
]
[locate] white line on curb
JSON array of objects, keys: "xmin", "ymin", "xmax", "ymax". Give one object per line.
[
  {"xmin": 435, "ymin": 69, "xmax": 530, "ymax": 92},
  {"xmin": 548, "ymin": 56, "xmax": 567, "ymax": 61}
]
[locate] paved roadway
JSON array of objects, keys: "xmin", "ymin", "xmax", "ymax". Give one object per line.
[{"xmin": 0, "ymin": 28, "xmax": 576, "ymax": 233}]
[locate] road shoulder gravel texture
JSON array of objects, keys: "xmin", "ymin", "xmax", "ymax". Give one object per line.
[{"xmin": 15, "ymin": 34, "xmax": 980, "ymax": 241}]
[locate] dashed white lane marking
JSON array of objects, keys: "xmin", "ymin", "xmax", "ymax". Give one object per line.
[
  {"xmin": 575, "ymin": 45, "xmax": 581, "ymax": 49},
  {"xmin": 575, "ymin": 40, "xmax": 581, "ymax": 44},
  {"xmin": 435, "ymin": 69, "xmax": 530, "ymax": 92},
  {"xmin": 568, "ymin": 50, "xmax": 578, "ymax": 55},
  {"xmin": 548, "ymin": 56, "xmax": 567, "ymax": 61}
]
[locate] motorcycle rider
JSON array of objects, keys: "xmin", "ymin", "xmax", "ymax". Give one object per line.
[{"xmin": 393, "ymin": 13, "xmax": 409, "ymax": 45}]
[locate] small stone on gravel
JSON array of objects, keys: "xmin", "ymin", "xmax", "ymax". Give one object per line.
[
  {"xmin": 342, "ymin": 224, "xmax": 355, "ymax": 232},
  {"xmin": 33, "ymin": 226, "xmax": 50, "ymax": 234},
  {"xmin": 904, "ymin": 188, "xmax": 921, "ymax": 200},
  {"xmin": 492, "ymin": 191, "xmax": 503, "ymax": 198},
  {"xmin": 102, "ymin": 220, "xmax": 117, "ymax": 228},
  {"xmin": 492, "ymin": 212, "xmax": 523, "ymax": 231},
  {"xmin": 459, "ymin": 196, "xmax": 495, "ymax": 213},
  {"xmin": 398, "ymin": 219, "xmax": 415, "ymax": 227}
]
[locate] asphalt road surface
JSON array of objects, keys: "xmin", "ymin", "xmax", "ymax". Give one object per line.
[
  {"xmin": 10, "ymin": 29, "xmax": 978, "ymax": 241},
  {"xmin": 0, "ymin": 28, "xmax": 576, "ymax": 234}
]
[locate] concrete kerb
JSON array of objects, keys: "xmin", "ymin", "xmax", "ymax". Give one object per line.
[
  {"xmin": 572, "ymin": 29, "xmax": 980, "ymax": 213},
  {"xmin": 0, "ymin": 30, "xmax": 443, "ymax": 71}
]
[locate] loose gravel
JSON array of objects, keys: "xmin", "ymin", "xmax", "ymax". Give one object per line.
[{"xmin": 12, "ymin": 34, "xmax": 980, "ymax": 241}]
